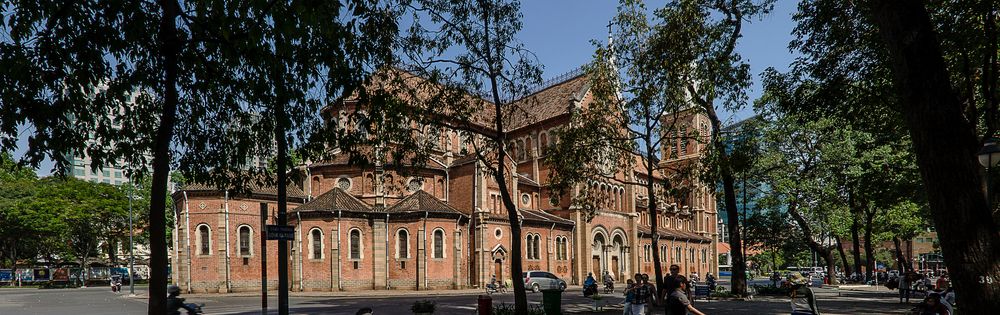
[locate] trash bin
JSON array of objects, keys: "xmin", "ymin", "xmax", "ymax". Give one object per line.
[
  {"xmin": 541, "ymin": 289, "xmax": 562, "ymax": 315},
  {"xmin": 478, "ymin": 294, "xmax": 492, "ymax": 315}
]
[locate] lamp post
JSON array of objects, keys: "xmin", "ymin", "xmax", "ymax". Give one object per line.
[{"xmin": 976, "ymin": 139, "xmax": 1000, "ymax": 206}]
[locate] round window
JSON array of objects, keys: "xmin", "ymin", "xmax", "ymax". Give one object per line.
[
  {"xmin": 494, "ymin": 228, "xmax": 503, "ymax": 239},
  {"xmin": 521, "ymin": 194, "xmax": 530, "ymax": 206},
  {"xmin": 407, "ymin": 178, "xmax": 423, "ymax": 192},
  {"xmin": 338, "ymin": 177, "xmax": 351, "ymax": 191}
]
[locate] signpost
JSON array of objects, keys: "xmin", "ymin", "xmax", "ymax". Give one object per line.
[{"xmin": 266, "ymin": 225, "xmax": 295, "ymax": 241}]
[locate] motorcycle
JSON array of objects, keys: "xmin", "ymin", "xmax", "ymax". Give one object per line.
[
  {"xmin": 603, "ymin": 281, "xmax": 614, "ymax": 294},
  {"xmin": 583, "ymin": 283, "xmax": 598, "ymax": 297},
  {"xmin": 110, "ymin": 275, "xmax": 122, "ymax": 293},
  {"xmin": 183, "ymin": 303, "xmax": 204, "ymax": 315}
]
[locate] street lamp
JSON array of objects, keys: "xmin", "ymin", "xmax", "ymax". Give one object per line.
[{"xmin": 977, "ymin": 139, "xmax": 1000, "ymax": 205}]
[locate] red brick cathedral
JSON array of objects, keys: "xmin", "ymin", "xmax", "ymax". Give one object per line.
[{"xmin": 171, "ymin": 70, "xmax": 718, "ymax": 293}]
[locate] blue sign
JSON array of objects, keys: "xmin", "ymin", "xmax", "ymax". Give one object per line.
[
  {"xmin": 0, "ymin": 269, "xmax": 11, "ymax": 281},
  {"xmin": 33, "ymin": 268, "xmax": 50, "ymax": 281}
]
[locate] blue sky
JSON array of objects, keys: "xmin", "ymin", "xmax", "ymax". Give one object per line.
[
  {"xmin": 16, "ymin": 1, "xmax": 799, "ymax": 176},
  {"xmin": 519, "ymin": 0, "xmax": 799, "ymax": 123}
]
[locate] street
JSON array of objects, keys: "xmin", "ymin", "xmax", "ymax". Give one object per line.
[{"xmin": 0, "ymin": 284, "xmax": 917, "ymax": 315}]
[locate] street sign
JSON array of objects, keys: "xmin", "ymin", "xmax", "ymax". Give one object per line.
[{"xmin": 266, "ymin": 225, "xmax": 295, "ymax": 241}]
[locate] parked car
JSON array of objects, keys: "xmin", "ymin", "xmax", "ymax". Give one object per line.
[{"xmin": 522, "ymin": 271, "xmax": 566, "ymax": 293}]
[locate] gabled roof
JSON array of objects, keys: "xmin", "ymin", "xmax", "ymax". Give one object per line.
[
  {"xmin": 507, "ymin": 73, "xmax": 590, "ymax": 130},
  {"xmin": 637, "ymin": 226, "xmax": 712, "ymax": 242},
  {"xmin": 521, "ymin": 209, "xmax": 574, "ymax": 225},
  {"xmin": 295, "ymin": 188, "xmax": 370, "ymax": 213},
  {"xmin": 385, "ymin": 190, "xmax": 465, "ymax": 215}
]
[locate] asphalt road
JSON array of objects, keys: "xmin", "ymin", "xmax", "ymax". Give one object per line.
[{"xmin": 0, "ymin": 284, "xmax": 915, "ymax": 315}]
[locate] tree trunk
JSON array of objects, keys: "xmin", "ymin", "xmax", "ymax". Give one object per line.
[
  {"xmin": 868, "ymin": 1, "xmax": 1000, "ymax": 311},
  {"xmin": 703, "ymin": 99, "xmax": 747, "ymax": 296},
  {"xmin": 863, "ymin": 217, "xmax": 875, "ymax": 282},
  {"xmin": 150, "ymin": 0, "xmax": 181, "ymax": 312},
  {"xmin": 645, "ymin": 150, "xmax": 664, "ymax": 298},
  {"xmin": 848, "ymin": 192, "xmax": 864, "ymax": 278},
  {"xmin": 835, "ymin": 235, "xmax": 851, "ymax": 278},
  {"xmin": 785, "ymin": 200, "xmax": 836, "ymax": 285},
  {"xmin": 275, "ymin": 99, "xmax": 290, "ymax": 314},
  {"xmin": 823, "ymin": 249, "xmax": 838, "ymax": 286},
  {"xmin": 721, "ymin": 170, "xmax": 747, "ymax": 295},
  {"xmin": 892, "ymin": 236, "xmax": 908, "ymax": 274}
]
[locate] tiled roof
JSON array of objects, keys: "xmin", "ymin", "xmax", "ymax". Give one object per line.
[
  {"xmin": 506, "ymin": 74, "xmax": 590, "ymax": 130},
  {"xmin": 518, "ymin": 174, "xmax": 540, "ymax": 187},
  {"xmin": 637, "ymin": 226, "xmax": 712, "ymax": 242},
  {"xmin": 385, "ymin": 190, "xmax": 465, "ymax": 215},
  {"xmin": 180, "ymin": 182, "xmax": 307, "ymax": 199},
  {"xmin": 521, "ymin": 209, "xmax": 574, "ymax": 225},
  {"xmin": 295, "ymin": 188, "xmax": 370, "ymax": 213}
]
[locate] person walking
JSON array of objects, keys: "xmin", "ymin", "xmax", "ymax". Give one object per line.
[
  {"xmin": 789, "ymin": 273, "xmax": 820, "ymax": 315},
  {"xmin": 665, "ymin": 275, "xmax": 706, "ymax": 315},
  {"xmin": 627, "ymin": 273, "xmax": 654, "ymax": 315},
  {"xmin": 622, "ymin": 279, "xmax": 636, "ymax": 315}
]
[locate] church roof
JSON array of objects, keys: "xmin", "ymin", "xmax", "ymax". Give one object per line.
[
  {"xmin": 179, "ymin": 182, "xmax": 307, "ymax": 199},
  {"xmin": 385, "ymin": 190, "xmax": 465, "ymax": 215},
  {"xmin": 637, "ymin": 226, "xmax": 712, "ymax": 242},
  {"xmin": 295, "ymin": 187, "xmax": 370, "ymax": 213},
  {"xmin": 521, "ymin": 209, "xmax": 574, "ymax": 225},
  {"xmin": 507, "ymin": 72, "xmax": 590, "ymax": 130}
]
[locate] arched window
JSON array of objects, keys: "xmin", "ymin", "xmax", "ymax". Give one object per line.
[
  {"xmin": 433, "ymin": 229, "xmax": 445, "ymax": 259},
  {"xmin": 310, "ymin": 229, "xmax": 323, "ymax": 260},
  {"xmin": 660, "ymin": 245, "xmax": 667, "ymax": 262},
  {"xmin": 397, "ymin": 229, "xmax": 409, "ymax": 259},
  {"xmin": 349, "ymin": 229, "xmax": 362, "ymax": 260},
  {"xmin": 197, "ymin": 224, "xmax": 211, "ymax": 256},
  {"xmin": 238, "ymin": 225, "xmax": 252, "ymax": 256},
  {"xmin": 533, "ymin": 235, "xmax": 541, "ymax": 259},
  {"xmin": 539, "ymin": 133, "xmax": 548, "ymax": 155},
  {"xmin": 526, "ymin": 235, "xmax": 534, "ymax": 259}
]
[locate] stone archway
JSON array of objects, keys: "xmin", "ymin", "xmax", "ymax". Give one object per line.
[
  {"xmin": 591, "ymin": 232, "xmax": 607, "ymax": 278},
  {"xmin": 491, "ymin": 245, "xmax": 507, "ymax": 282}
]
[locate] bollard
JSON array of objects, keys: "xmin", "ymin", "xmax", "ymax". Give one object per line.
[{"xmin": 477, "ymin": 294, "xmax": 493, "ymax": 315}]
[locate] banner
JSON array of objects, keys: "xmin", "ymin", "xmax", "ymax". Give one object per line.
[
  {"xmin": 15, "ymin": 269, "xmax": 32, "ymax": 282},
  {"xmin": 33, "ymin": 268, "xmax": 50, "ymax": 281},
  {"xmin": 52, "ymin": 268, "xmax": 69, "ymax": 281},
  {"xmin": 0, "ymin": 269, "xmax": 11, "ymax": 281}
]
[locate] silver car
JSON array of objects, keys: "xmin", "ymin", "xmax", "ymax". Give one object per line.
[{"xmin": 522, "ymin": 270, "xmax": 567, "ymax": 292}]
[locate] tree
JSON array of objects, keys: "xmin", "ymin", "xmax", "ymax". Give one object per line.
[
  {"xmin": 401, "ymin": 0, "xmax": 542, "ymax": 311},
  {"xmin": 865, "ymin": 3, "xmax": 1000, "ymax": 309},
  {"xmin": 647, "ymin": 0, "xmax": 775, "ymax": 295},
  {"xmin": 3, "ymin": 2, "xmax": 401, "ymax": 312},
  {"xmin": 546, "ymin": 0, "xmax": 695, "ymax": 296}
]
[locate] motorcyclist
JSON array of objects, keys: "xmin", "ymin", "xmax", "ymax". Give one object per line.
[
  {"xmin": 602, "ymin": 271, "xmax": 614, "ymax": 292},
  {"xmin": 167, "ymin": 285, "xmax": 198, "ymax": 315},
  {"xmin": 706, "ymin": 273, "xmax": 717, "ymax": 291},
  {"xmin": 583, "ymin": 272, "xmax": 597, "ymax": 296}
]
